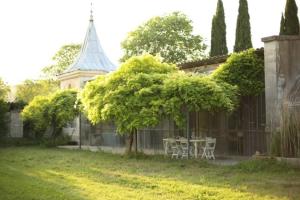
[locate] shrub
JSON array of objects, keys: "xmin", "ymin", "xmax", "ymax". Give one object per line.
[{"xmin": 212, "ymin": 49, "xmax": 264, "ymax": 96}]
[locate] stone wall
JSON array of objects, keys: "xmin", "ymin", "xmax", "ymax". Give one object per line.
[{"xmin": 262, "ymin": 35, "xmax": 300, "ymax": 153}]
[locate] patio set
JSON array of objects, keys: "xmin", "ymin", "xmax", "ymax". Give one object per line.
[{"xmin": 163, "ymin": 137, "xmax": 216, "ymax": 159}]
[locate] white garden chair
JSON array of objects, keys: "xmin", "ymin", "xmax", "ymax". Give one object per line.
[
  {"xmin": 170, "ymin": 139, "xmax": 181, "ymax": 159},
  {"xmin": 201, "ymin": 138, "xmax": 216, "ymax": 160}
]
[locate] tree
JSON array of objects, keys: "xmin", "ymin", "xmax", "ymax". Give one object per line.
[
  {"xmin": 280, "ymin": 13, "xmax": 287, "ymax": 35},
  {"xmin": 46, "ymin": 90, "xmax": 78, "ymax": 138},
  {"xmin": 234, "ymin": 0, "xmax": 253, "ymax": 52},
  {"xmin": 81, "ymin": 55, "xmax": 177, "ymax": 152},
  {"xmin": 280, "ymin": 0, "xmax": 299, "ymax": 35},
  {"xmin": 0, "ymin": 78, "xmax": 10, "ymax": 101},
  {"xmin": 120, "ymin": 12, "xmax": 207, "ymax": 64},
  {"xmin": 210, "ymin": 0, "xmax": 228, "ymax": 57},
  {"xmin": 42, "ymin": 44, "xmax": 81, "ymax": 78},
  {"xmin": 16, "ymin": 79, "xmax": 59, "ymax": 103},
  {"xmin": 22, "ymin": 90, "xmax": 78, "ymax": 138},
  {"xmin": 21, "ymin": 96, "xmax": 50, "ymax": 138},
  {"xmin": 81, "ymin": 55, "xmax": 237, "ymax": 153}
]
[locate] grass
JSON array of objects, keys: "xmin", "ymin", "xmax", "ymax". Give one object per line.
[{"xmin": 0, "ymin": 147, "xmax": 300, "ymax": 200}]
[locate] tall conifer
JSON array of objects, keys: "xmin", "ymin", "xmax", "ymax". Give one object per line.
[
  {"xmin": 280, "ymin": 0, "xmax": 299, "ymax": 35},
  {"xmin": 210, "ymin": 0, "xmax": 228, "ymax": 57},
  {"xmin": 234, "ymin": 0, "xmax": 252, "ymax": 52},
  {"xmin": 280, "ymin": 13, "xmax": 286, "ymax": 35}
]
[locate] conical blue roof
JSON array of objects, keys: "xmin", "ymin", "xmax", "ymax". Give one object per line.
[{"xmin": 64, "ymin": 16, "xmax": 116, "ymax": 73}]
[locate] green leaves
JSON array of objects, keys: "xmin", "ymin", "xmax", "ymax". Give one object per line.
[
  {"xmin": 121, "ymin": 12, "xmax": 206, "ymax": 64},
  {"xmin": 210, "ymin": 0, "xmax": 228, "ymax": 57},
  {"xmin": 0, "ymin": 78, "xmax": 10, "ymax": 101},
  {"xmin": 81, "ymin": 55, "xmax": 237, "ymax": 134},
  {"xmin": 212, "ymin": 49, "xmax": 264, "ymax": 96},
  {"xmin": 42, "ymin": 44, "xmax": 81, "ymax": 78},
  {"xmin": 15, "ymin": 79, "xmax": 59, "ymax": 104},
  {"xmin": 234, "ymin": 0, "xmax": 252, "ymax": 52},
  {"xmin": 21, "ymin": 90, "xmax": 78, "ymax": 138},
  {"xmin": 280, "ymin": 0, "xmax": 300, "ymax": 35}
]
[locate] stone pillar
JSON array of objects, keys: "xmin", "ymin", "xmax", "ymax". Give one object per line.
[{"xmin": 262, "ymin": 35, "xmax": 300, "ymax": 152}]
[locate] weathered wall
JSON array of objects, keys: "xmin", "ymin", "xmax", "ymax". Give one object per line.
[
  {"xmin": 8, "ymin": 111, "xmax": 23, "ymax": 138},
  {"xmin": 262, "ymin": 35, "xmax": 300, "ymax": 152}
]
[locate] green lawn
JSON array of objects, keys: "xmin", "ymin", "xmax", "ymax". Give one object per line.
[{"xmin": 0, "ymin": 147, "xmax": 300, "ymax": 200}]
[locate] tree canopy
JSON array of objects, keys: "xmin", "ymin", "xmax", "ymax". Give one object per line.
[
  {"xmin": 0, "ymin": 78, "xmax": 10, "ymax": 101},
  {"xmin": 16, "ymin": 79, "xmax": 59, "ymax": 103},
  {"xmin": 42, "ymin": 44, "xmax": 81, "ymax": 78},
  {"xmin": 234, "ymin": 0, "xmax": 253, "ymax": 52},
  {"xmin": 22, "ymin": 90, "xmax": 78, "ymax": 138},
  {"xmin": 210, "ymin": 0, "xmax": 228, "ymax": 57},
  {"xmin": 81, "ymin": 55, "xmax": 237, "ymax": 152},
  {"xmin": 280, "ymin": 0, "xmax": 300, "ymax": 35},
  {"xmin": 120, "ymin": 12, "xmax": 207, "ymax": 64}
]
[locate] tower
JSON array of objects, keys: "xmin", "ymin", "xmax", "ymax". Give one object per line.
[{"xmin": 57, "ymin": 10, "xmax": 116, "ymax": 89}]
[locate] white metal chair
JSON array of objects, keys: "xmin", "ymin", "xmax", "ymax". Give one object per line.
[
  {"xmin": 170, "ymin": 139, "xmax": 181, "ymax": 159},
  {"xmin": 180, "ymin": 139, "xmax": 189, "ymax": 159},
  {"xmin": 201, "ymin": 138, "xmax": 216, "ymax": 160}
]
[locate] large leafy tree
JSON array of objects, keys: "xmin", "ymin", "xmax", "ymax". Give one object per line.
[
  {"xmin": 234, "ymin": 0, "xmax": 253, "ymax": 52},
  {"xmin": 42, "ymin": 44, "xmax": 81, "ymax": 78},
  {"xmin": 81, "ymin": 55, "xmax": 237, "ymax": 152},
  {"xmin": 210, "ymin": 0, "xmax": 228, "ymax": 57},
  {"xmin": 81, "ymin": 55, "xmax": 177, "ymax": 152},
  {"xmin": 0, "ymin": 78, "xmax": 10, "ymax": 101},
  {"xmin": 120, "ymin": 12, "xmax": 207, "ymax": 64},
  {"xmin": 22, "ymin": 90, "xmax": 78, "ymax": 138},
  {"xmin": 15, "ymin": 79, "xmax": 59, "ymax": 104},
  {"xmin": 280, "ymin": 0, "xmax": 299, "ymax": 35}
]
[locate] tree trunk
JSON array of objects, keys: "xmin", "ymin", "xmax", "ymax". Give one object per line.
[
  {"xmin": 134, "ymin": 128, "xmax": 138, "ymax": 154},
  {"xmin": 126, "ymin": 133, "xmax": 134, "ymax": 154}
]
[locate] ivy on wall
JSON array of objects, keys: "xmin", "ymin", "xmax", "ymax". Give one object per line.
[{"xmin": 211, "ymin": 49, "xmax": 264, "ymax": 97}]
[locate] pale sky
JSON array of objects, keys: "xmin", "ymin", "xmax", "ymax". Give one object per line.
[{"xmin": 0, "ymin": 0, "xmax": 296, "ymax": 85}]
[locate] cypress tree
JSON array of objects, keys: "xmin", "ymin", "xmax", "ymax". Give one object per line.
[
  {"xmin": 281, "ymin": 0, "xmax": 299, "ymax": 35},
  {"xmin": 210, "ymin": 0, "xmax": 228, "ymax": 57},
  {"xmin": 234, "ymin": 0, "xmax": 252, "ymax": 52},
  {"xmin": 280, "ymin": 13, "xmax": 286, "ymax": 35}
]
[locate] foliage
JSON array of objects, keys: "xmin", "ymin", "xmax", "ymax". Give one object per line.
[
  {"xmin": 46, "ymin": 90, "xmax": 78, "ymax": 138},
  {"xmin": 0, "ymin": 78, "xmax": 10, "ymax": 101},
  {"xmin": 22, "ymin": 90, "xmax": 78, "ymax": 138},
  {"xmin": 280, "ymin": 0, "xmax": 300, "ymax": 35},
  {"xmin": 81, "ymin": 55, "xmax": 177, "ymax": 134},
  {"xmin": 21, "ymin": 96, "xmax": 50, "ymax": 138},
  {"xmin": 16, "ymin": 79, "xmax": 59, "ymax": 103},
  {"xmin": 1, "ymin": 147, "xmax": 300, "ymax": 200},
  {"xmin": 212, "ymin": 49, "xmax": 264, "ymax": 96},
  {"xmin": 280, "ymin": 105, "xmax": 300, "ymax": 157},
  {"xmin": 0, "ymin": 138, "xmax": 39, "ymax": 147},
  {"xmin": 120, "ymin": 12, "xmax": 206, "ymax": 64},
  {"xmin": 163, "ymin": 73, "xmax": 237, "ymax": 126},
  {"xmin": 280, "ymin": 13, "xmax": 287, "ymax": 35},
  {"xmin": 42, "ymin": 44, "xmax": 81, "ymax": 77},
  {"xmin": 82, "ymin": 55, "xmax": 238, "ymax": 152},
  {"xmin": 210, "ymin": 0, "xmax": 228, "ymax": 57},
  {"xmin": 234, "ymin": 0, "xmax": 252, "ymax": 52},
  {"xmin": 40, "ymin": 135, "xmax": 71, "ymax": 148},
  {"xmin": 0, "ymin": 100, "xmax": 9, "ymax": 137}
]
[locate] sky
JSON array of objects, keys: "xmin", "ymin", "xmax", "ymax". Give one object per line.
[{"xmin": 0, "ymin": 0, "xmax": 296, "ymax": 85}]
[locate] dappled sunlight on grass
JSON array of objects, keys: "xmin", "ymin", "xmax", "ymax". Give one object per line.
[{"xmin": 0, "ymin": 147, "xmax": 299, "ymax": 200}]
